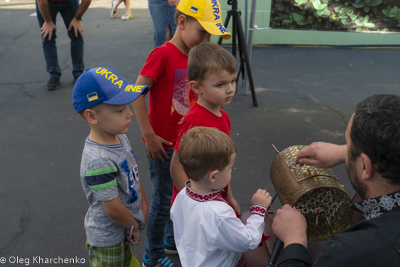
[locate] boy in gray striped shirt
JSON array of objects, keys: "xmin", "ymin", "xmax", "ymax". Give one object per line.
[{"xmin": 72, "ymin": 67, "xmax": 149, "ymax": 266}]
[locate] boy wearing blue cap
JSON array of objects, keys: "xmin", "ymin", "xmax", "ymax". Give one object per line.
[{"xmin": 72, "ymin": 67, "xmax": 150, "ymax": 266}]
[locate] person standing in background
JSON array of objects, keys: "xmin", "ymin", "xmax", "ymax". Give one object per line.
[
  {"xmin": 111, "ymin": 0, "xmax": 133, "ymax": 21},
  {"xmin": 149, "ymin": 0, "xmax": 177, "ymax": 47},
  {"xmin": 36, "ymin": 0, "xmax": 91, "ymax": 90}
]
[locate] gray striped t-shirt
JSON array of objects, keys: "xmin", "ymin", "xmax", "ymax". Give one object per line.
[{"xmin": 80, "ymin": 134, "xmax": 144, "ymax": 247}]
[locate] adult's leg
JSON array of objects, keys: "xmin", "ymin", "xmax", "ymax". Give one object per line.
[
  {"xmin": 123, "ymin": 0, "xmax": 132, "ymax": 17},
  {"xmin": 167, "ymin": 3, "xmax": 176, "ymax": 36},
  {"xmin": 36, "ymin": 1, "xmax": 62, "ymax": 78},
  {"xmin": 148, "ymin": 0, "xmax": 170, "ymax": 47},
  {"xmin": 60, "ymin": 0, "xmax": 84, "ymax": 79},
  {"xmin": 144, "ymin": 148, "xmax": 174, "ymax": 260}
]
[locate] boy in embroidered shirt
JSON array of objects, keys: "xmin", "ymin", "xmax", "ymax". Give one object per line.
[
  {"xmin": 170, "ymin": 126, "xmax": 272, "ymax": 267},
  {"xmin": 131, "ymin": 0, "xmax": 231, "ymax": 265},
  {"xmin": 170, "ymin": 42, "xmax": 239, "ymax": 212},
  {"xmin": 72, "ymin": 67, "xmax": 149, "ymax": 266}
]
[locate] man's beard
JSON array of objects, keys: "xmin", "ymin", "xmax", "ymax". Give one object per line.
[{"xmin": 346, "ymin": 159, "xmax": 368, "ymax": 200}]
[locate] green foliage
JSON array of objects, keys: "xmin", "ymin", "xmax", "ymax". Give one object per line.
[
  {"xmin": 312, "ymin": 0, "xmax": 329, "ymax": 9},
  {"xmin": 293, "ymin": 13, "xmax": 309, "ymax": 24},
  {"xmin": 382, "ymin": 6, "xmax": 399, "ymax": 16},
  {"xmin": 365, "ymin": 0, "xmax": 383, "ymax": 6},
  {"xmin": 270, "ymin": 0, "xmax": 400, "ymax": 32},
  {"xmin": 294, "ymin": 0, "xmax": 309, "ymax": 7}
]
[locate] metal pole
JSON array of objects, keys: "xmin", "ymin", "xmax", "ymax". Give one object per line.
[
  {"xmin": 243, "ymin": 0, "xmax": 257, "ymax": 95},
  {"xmin": 244, "ymin": 0, "xmax": 248, "ymax": 43}
]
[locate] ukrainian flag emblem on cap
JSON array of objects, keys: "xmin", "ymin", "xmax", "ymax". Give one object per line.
[
  {"xmin": 190, "ymin": 6, "xmax": 198, "ymax": 14},
  {"xmin": 87, "ymin": 92, "xmax": 99, "ymax": 102}
]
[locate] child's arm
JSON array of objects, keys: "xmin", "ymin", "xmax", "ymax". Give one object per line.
[
  {"xmin": 139, "ymin": 179, "xmax": 149, "ymax": 229},
  {"xmin": 102, "ymin": 197, "xmax": 141, "ymax": 244},
  {"xmin": 214, "ymin": 190, "xmax": 272, "ymax": 252},
  {"xmin": 132, "ymin": 75, "xmax": 172, "ymax": 162},
  {"xmin": 227, "ymin": 184, "xmax": 240, "ymax": 214},
  {"xmin": 170, "ymin": 151, "xmax": 188, "ymax": 191},
  {"xmin": 168, "ymin": 0, "xmax": 179, "ymax": 6}
]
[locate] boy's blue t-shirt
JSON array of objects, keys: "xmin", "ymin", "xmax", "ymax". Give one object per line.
[{"xmin": 80, "ymin": 134, "xmax": 144, "ymax": 247}]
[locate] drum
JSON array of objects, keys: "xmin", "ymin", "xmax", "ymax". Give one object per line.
[{"xmin": 270, "ymin": 145, "xmax": 352, "ymax": 241}]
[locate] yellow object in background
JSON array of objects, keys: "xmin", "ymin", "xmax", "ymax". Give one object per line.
[{"xmin": 129, "ymin": 254, "xmax": 140, "ymax": 267}]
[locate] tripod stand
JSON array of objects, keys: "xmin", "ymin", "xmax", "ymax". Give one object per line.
[{"xmin": 218, "ymin": 0, "xmax": 258, "ymax": 107}]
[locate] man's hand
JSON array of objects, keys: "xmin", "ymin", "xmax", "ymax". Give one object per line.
[
  {"xmin": 251, "ymin": 189, "xmax": 272, "ymax": 208},
  {"xmin": 41, "ymin": 21, "xmax": 57, "ymax": 40},
  {"xmin": 272, "ymin": 204, "xmax": 308, "ymax": 248},
  {"xmin": 295, "ymin": 142, "xmax": 347, "ymax": 168},
  {"xmin": 144, "ymin": 134, "xmax": 172, "ymax": 162},
  {"xmin": 68, "ymin": 17, "xmax": 83, "ymax": 37}
]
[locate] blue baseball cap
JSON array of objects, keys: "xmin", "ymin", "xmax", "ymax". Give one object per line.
[{"xmin": 72, "ymin": 67, "xmax": 149, "ymax": 113}]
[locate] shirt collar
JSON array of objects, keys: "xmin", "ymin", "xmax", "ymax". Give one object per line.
[
  {"xmin": 185, "ymin": 181, "xmax": 227, "ymax": 203},
  {"xmin": 352, "ymin": 190, "xmax": 400, "ymax": 220}
]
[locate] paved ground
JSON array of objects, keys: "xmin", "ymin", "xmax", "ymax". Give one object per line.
[{"xmin": 1, "ymin": 0, "xmax": 400, "ymax": 266}]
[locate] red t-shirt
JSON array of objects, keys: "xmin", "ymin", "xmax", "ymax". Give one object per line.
[
  {"xmin": 171, "ymin": 103, "xmax": 231, "ymax": 204},
  {"xmin": 139, "ymin": 42, "xmax": 198, "ymax": 148}
]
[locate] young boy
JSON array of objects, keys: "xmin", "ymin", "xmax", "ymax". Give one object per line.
[
  {"xmin": 171, "ymin": 127, "xmax": 272, "ymax": 267},
  {"xmin": 131, "ymin": 0, "xmax": 231, "ymax": 266},
  {"xmin": 170, "ymin": 42, "xmax": 239, "ymax": 212},
  {"xmin": 72, "ymin": 67, "xmax": 149, "ymax": 266}
]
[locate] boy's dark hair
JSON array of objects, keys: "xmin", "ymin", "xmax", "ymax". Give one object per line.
[
  {"xmin": 188, "ymin": 42, "xmax": 237, "ymax": 83},
  {"xmin": 179, "ymin": 127, "xmax": 237, "ymax": 181},
  {"xmin": 174, "ymin": 10, "xmax": 195, "ymax": 24},
  {"xmin": 349, "ymin": 94, "xmax": 400, "ymax": 184}
]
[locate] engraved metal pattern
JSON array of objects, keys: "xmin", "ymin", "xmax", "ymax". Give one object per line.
[{"xmin": 270, "ymin": 145, "xmax": 352, "ymax": 241}]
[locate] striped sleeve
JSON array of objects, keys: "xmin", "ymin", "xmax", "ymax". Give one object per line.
[
  {"xmin": 84, "ymin": 166, "xmax": 118, "ymax": 191},
  {"xmin": 84, "ymin": 159, "xmax": 119, "ymax": 201}
]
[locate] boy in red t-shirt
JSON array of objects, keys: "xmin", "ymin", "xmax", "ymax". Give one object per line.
[
  {"xmin": 132, "ymin": 0, "xmax": 231, "ymax": 266},
  {"xmin": 170, "ymin": 42, "xmax": 240, "ymax": 213}
]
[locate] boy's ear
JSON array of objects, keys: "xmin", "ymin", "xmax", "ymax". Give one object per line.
[
  {"xmin": 84, "ymin": 108, "xmax": 98, "ymax": 125},
  {"xmin": 208, "ymin": 170, "xmax": 219, "ymax": 184},
  {"xmin": 190, "ymin": 80, "xmax": 202, "ymax": 95},
  {"xmin": 177, "ymin": 14, "xmax": 187, "ymax": 30}
]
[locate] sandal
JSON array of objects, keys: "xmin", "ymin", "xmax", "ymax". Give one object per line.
[
  {"xmin": 121, "ymin": 14, "xmax": 133, "ymax": 21},
  {"xmin": 111, "ymin": 0, "xmax": 122, "ymax": 18}
]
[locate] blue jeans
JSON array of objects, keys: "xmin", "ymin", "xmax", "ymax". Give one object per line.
[
  {"xmin": 36, "ymin": 0, "xmax": 84, "ymax": 78},
  {"xmin": 145, "ymin": 148, "xmax": 175, "ymax": 260},
  {"xmin": 148, "ymin": 0, "xmax": 177, "ymax": 47}
]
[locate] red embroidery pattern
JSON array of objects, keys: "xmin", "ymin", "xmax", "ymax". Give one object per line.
[
  {"xmin": 185, "ymin": 184, "xmax": 227, "ymax": 204},
  {"xmin": 258, "ymin": 234, "xmax": 271, "ymax": 247},
  {"xmin": 236, "ymin": 253, "xmax": 246, "ymax": 267},
  {"xmin": 250, "ymin": 204, "xmax": 267, "ymax": 217}
]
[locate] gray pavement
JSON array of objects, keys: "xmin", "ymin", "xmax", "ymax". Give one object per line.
[{"xmin": 1, "ymin": 0, "xmax": 400, "ymax": 266}]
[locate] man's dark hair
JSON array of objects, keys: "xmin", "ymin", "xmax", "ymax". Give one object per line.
[{"xmin": 349, "ymin": 94, "xmax": 400, "ymax": 184}]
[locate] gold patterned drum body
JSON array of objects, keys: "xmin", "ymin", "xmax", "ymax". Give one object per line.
[{"xmin": 270, "ymin": 145, "xmax": 352, "ymax": 241}]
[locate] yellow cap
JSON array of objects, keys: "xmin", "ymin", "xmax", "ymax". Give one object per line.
[{"xmin": 176, "ymin": 0, "xmax": 231, "ymax": 40}]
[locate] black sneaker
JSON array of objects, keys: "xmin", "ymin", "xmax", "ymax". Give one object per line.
[
  {"xmin": 164, "ymin": 237, "xmax": 178, "ymax": 255},
  {"xmin": 73, "ymin": 74, "xmax": 81, "ymax": 84},
  {"xmin": 46, "ymin": 77, "xmax": 61, "ymax": 90},
  {"xmin": 142, "ymin": 252, "xmax": 174, "ymax": 267}
]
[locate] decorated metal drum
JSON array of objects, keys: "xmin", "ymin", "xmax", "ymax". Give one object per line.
[{"xmin": 270, "ymin": 145, "xmax": 352, "ymax": 241}]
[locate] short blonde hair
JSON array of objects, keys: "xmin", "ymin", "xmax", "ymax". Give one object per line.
[
  {"xmin": 174, "ymin": 10, "xmax": 195, "ymax": 24},
  {"xmin": 188, "ymin": 42, "xmax": 237, "ymax": 83},
  {"xmin": 179, "ymin": 127, "xmax": 237, "ymax": 181}
]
